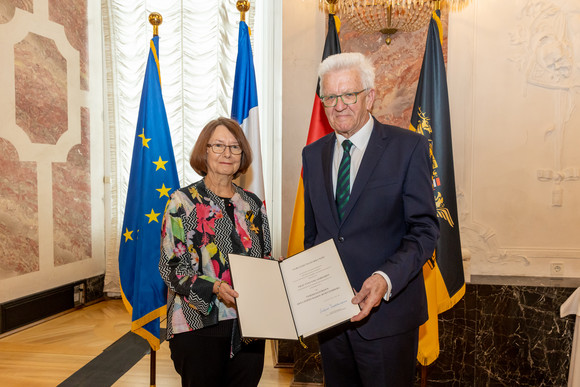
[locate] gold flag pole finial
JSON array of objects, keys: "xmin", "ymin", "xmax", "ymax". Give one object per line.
[
  {"xmin": 434, "ymin": 0, "xmax": 441, "ymax": 11},
  {"xmin": 325, "ymin": 0, "xmax": 338, "ymax": 15},
  {"xmin": 237, "ymin": 1, "xmax": 250, "ymax": 22},
  {"xmin": 149, "ymin": 12, "xmax": 162, "ymax": 36}
]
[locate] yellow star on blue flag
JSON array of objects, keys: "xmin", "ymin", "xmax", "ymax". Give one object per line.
[
  {"xmin": 118, "ymin": 35, "xmax": 180, "ymax": 351},
  {"xmin": 123, "ymin": 228, "xmax": 133, "ymax": 242},
  {"xmin": 153, "ymin": 156, "xmax": 168, "ymax": 171},
  {"xmin": 145, "ymin": 209, "xmax": 161, "ymax": 223},
  {"xmin": 138, "ymin": 129, "xmax": 151, "ymax": 148},
  {"xmin": 156, "ymin": 183, "xmax": 171, "ymax": 198}
]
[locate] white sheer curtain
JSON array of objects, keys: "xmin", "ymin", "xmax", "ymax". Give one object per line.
[{"xmin": 101, "ymin": 1, "xmax": 259, "ymax": 295}]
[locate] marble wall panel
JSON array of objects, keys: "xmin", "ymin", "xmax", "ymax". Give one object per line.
[
  {"xmin": 48, "ymin": 0, "xmax": 88, "ymax": 90},
  {"xmin": 293, "ymin": 336, "xmax": 324, "ymax": 385},
  {"xmin": 14, "ymin": 32, "xmax": 67, "ymax": 145},
  {"xmin": 0, "ymin": 0, "xmax": 32, "ymax": 24},
  {"xmin": 52, "ymin": 107, "xmax": 91, "ymax": 266},
  {"xmin": 340, "ymin": 8, "xmax": 449, "ymax": 129},
  {"xmin": 425, "ymin": 286, "xmax": 477, "ymax": 384},
  {"xmin": 424, "ymin": 283, "xmax": 575, "ymax": 386},
  {"xmin": 474, "ymin": 285, "xmax": 572, "ymax": 386},
  {"xmin": 85, "ymin": 274, "xmax": 104, "ymax": 303},
  {"xmin": 0, "ymin": 138, "xmax": 39, "ymax": 278}
]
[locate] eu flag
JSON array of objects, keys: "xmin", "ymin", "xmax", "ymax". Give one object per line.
[
  {"xmin": 119, "ymin": 35, "xmax": 180, "ymax": 351},
  {"xmin": 410, "ymin": 9, "xmax": 465, "ymax": 366}
]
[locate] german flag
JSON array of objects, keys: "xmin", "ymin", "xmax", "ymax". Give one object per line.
[
  {"xmin": 287, "ymin": 12, "xmax": 341, "ymax": 257},
  {"xmin": 409, "ymin": 9, "xmax": 466, "ymax": 366}
]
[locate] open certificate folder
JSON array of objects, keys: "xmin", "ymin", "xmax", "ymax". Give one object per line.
[{"xmin": 228, "ymin": 239, "xmax": 360, "ymax": 340}]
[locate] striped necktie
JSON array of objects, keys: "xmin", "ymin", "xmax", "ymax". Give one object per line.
[{"xmin": 336, "ymin": 139, "xmax": 353, "ymax": 221}]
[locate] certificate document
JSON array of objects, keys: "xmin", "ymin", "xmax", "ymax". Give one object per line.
[{"xmin": 228, "ymin": 239, "xmax": 360, "ymax": 340}]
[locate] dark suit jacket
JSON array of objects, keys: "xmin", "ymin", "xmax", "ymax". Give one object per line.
[{"xmin": 302, "ymin": 117, "xmax": 440, "ymax": 340}]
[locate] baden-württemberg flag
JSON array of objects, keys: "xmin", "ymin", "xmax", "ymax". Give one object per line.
[
  {"xmin": 231, "ymin": 20, "xmax": 265, "ymax": 200},
  {"xmin": 409, "ymin": 9, "xmax": 465, "ymax": 366},
  {"xmin": 119, "ymin": 35, "xmax": 180, "ymax": 351}
]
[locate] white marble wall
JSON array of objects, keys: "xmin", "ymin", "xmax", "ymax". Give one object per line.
[{"xmin": 448, "ymin": 0, "xmax": 580, "ymax": 278}]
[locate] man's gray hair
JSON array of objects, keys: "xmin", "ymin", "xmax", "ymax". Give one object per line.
[{"xmin": 318, "ymin": 52, "xmax": 375, "ymax": 96}]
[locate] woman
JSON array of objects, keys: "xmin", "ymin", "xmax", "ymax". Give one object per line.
[{"xmin": 159, "ymin": 117, "xmax": 273, "ymax": 387}]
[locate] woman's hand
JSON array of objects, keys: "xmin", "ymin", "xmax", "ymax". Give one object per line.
[{"xmin": 214, "ymin": 280, "xmax": 239, "ymax": 308}]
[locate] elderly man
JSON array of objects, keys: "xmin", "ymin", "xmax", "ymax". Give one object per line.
[{"xmin": 302, "ymin": 52, "xmax": 440, "ymax": 386}]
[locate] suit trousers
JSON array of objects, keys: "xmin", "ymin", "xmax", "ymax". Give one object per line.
[
  {"xmin": 169, "ymin": 319, "xmax": 265, "ymax": 387},
  {"xmin": 318, "ymin": 322, "xmax": 419, "ymax": 387}
]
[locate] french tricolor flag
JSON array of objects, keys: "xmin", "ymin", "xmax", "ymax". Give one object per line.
[{"xmin": 231, "ymin": 20, "xmax": 265, "ymax": 202}]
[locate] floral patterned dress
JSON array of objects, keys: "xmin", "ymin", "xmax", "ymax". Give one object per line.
[{"xmin": 159, "ymin": 179, "xmax": 272, "ymax": 355}]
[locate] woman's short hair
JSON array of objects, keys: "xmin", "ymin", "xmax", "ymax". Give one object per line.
[
  {"xmin": 318, "ymin": 52, "xmax": 375, "ymax": 96},
  {"xmin": 189, "ymin": 117, "xmax": 252, "ymax": 179}
]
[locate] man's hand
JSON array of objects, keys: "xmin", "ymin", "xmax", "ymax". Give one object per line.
[{"xmin": 350, "ymin": 274, "xmax": 388, "ymax": 322}]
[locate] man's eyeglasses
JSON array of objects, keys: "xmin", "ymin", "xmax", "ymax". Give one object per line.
[
  {"xmin": 320, "ymin": 89, "xmax": 368, "ymax": 108},
  {"xmin": 207, "ymin": 143, "xmax": 243, "ymax": 155}
]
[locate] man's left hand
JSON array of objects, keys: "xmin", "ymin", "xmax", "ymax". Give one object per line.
[{"xmin": 350, "ymin": 274, "xmax": 388, "ymax": 322}]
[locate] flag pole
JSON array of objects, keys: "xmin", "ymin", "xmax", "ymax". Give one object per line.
[
  {"xmin": 150, "ymin": 348, "xmax": 157, "ymax": 387},
  {"xmin": 421, "ymin": 4, "xmax": 436, "ymax": 384},
  {"xmin": 237, "ymin": 0, "xmax": 249, "ymax": 21},
  {"xmin": 326, "ymin": 0, "xmax": 337, "ymax": 14},
  {"xmin": 147, "ymin": 14, "xmax": 162, "ymax": 387}
]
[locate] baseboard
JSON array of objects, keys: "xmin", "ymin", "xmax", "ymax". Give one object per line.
[{"xmin": 0, "ymin": 274, "xmax": 104, "ymax": 334}]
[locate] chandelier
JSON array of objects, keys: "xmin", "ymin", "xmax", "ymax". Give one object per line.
[{"xmin": 322, "ymin": 0, "xmax": 469, "ymax": 44}]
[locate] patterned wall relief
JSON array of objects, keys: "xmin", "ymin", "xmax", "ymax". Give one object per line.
[
  {"xmin": 447, "ymin": 0, "xmax": 580, "ymax": 277},
  {"xmin": 510, "ymin": 0, "xmax": 580, "ymax": 206},
  {"xmin": 0, "ymin": 1, "xmax": 90, "ymax": 280},
  {"xmin": 457, "ymin": 190, "xmax": 531, "ymax": 274},
  {"xmin": 460, "ymin": 217, "xmax": 531, "ymax": 273}
]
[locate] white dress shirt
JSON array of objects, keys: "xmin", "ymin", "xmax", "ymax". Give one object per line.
[
  {"xmin": 332, "ymin": 114, "xmax": 392, "ymax": 301},
  {"xmin": 332, "ymin": 115, "xmax": 373, "ymax": 196}
]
